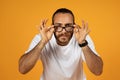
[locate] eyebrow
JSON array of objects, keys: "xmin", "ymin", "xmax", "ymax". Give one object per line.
[
  {"xmin": 54, "ymin": 23, "xmax": 73, "ymax": 25},
  {"xmin": 54, "ymin": 23, "xmax": 62, "ymax": 25}
]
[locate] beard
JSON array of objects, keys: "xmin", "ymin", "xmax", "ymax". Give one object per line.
[{"xmin": 54, "ymin": 32, "xmax": 73, "ymax": 46}]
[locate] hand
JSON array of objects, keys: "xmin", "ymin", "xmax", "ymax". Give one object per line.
[
  {"xmin": 38, "ymin": 19, "xmax": 54, "ymax": 44},
  {"xmin": 74, "ymin": 20, "xmax": 90, "ymax": 44}
]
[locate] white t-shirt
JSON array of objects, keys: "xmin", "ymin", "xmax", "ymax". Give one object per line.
[{"xmin": 25, "ymin": 34, "xmax": 98, "ymax": 80}]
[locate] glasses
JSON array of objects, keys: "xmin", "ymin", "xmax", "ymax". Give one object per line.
[{"xmin": 54, "ymin": 24, "xmax": 74, "ymax": 32}]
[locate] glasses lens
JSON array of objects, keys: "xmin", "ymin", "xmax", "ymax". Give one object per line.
[
  {"xmin": 65, "ymin": 26, "xmax": 74, "ymax": 32},
  {"xmin": 55, "ymin": 26, "xmax": 62, "ymax": 32},
  {"xmin": 54, "ymin": 24, "xmax": 74, "ymax": 32}
]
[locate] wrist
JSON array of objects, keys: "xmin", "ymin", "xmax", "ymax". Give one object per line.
[
  {"xmin": 79, "ymin": 40, "xmax": 88, "ymax": 47},
  {"xmin": 38, "ymin": 39, "xmax": 47, "ymax": 49},
  {"xmin": 41, "ymin": 39, "xmax": 48, "ymax": 45},
  {"xmin": 79, "ymin": 40, "xmax": 86, "ymax": 44}
]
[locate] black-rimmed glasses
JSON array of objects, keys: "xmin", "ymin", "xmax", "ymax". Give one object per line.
[{"xmin": 54, "ymin": 24, "xmax": 74, "ymax": 32}]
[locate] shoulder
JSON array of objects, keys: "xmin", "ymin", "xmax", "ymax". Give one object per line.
[
  {"xmin": 86, "ymin": 35, "xmax": 92, "ymax": 40},
  {"xmin": 31, "ymin": 33, "xmax": 41, "ymax": 43},
  {"xmin": 33, "ymin": 33, "xmax": 41, "ymax": 40},
  {"xmin": 86, "ymin": 35, "xmax": 94, "ymax": 44}
]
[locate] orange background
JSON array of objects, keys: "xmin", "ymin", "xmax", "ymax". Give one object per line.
[{"xmin": 0, "ymin": 0, "xmax": 120, "ymax": 80}]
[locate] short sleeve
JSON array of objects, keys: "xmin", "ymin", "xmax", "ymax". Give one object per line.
[
  {"xmin": 81, "ymin": 35, "xmax": 99, "ymax": 62},
  {"xmin": 25, "ymin": 34, "xmax": 41, "ymax": 53}
]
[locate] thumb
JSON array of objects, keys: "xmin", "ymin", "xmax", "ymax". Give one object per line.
[{"xmin": 49, "ymin": 25, "xmax": 55, "ymax": 32}]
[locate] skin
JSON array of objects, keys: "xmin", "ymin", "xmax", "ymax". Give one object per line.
[
  {"xmin": 53, "ymin": 13, "xmax": 74, "ymax": 46},
  {"xmin": 19, "ymin": 13, "xmax": 103, "ymax": 75}
]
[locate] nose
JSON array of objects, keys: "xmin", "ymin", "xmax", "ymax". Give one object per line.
[{"xmin": 61, "ymin": 27, "xmax": 66, "ymax": 33}]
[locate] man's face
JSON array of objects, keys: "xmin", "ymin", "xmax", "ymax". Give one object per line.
[{"xmin": 53, "ymin": 13, "xmax": 74, "ymax": 46}]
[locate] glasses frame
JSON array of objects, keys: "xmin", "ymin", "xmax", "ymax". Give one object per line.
[{"xmin": 54, "ymin": 24, "xmax": 75, "ymax": 32}]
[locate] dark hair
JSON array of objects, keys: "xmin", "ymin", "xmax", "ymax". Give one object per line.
[{"xmin": 52, "ymin": 8, "xmax": 75, "ymax": 24}]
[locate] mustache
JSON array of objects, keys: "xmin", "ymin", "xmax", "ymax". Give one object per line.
[{"xmin": 57, "ymin": 33, "xmax": 68, "ymax": 38}]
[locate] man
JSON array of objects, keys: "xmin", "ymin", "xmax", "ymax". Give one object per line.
[{"xmin": 19, "ymin": 8, "xmax": 103, "ymax": 80}]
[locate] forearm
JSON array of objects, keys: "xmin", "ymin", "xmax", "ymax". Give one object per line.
[
  {"xmin": 82, "ymin": 46, "xmax": 103, "ymax": 75},
  {"xmin": 19, "ymin": 40, "xmax": 46, "ymax": 74}
]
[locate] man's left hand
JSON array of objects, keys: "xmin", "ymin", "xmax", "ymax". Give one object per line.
[{"xmin": 74, "ymin": 20, "xmax": 90, "ymax": 44}]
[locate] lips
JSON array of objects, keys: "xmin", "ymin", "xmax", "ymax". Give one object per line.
[{"xmin": 60, "ymin": 35, "xmax": 67, "ymax": 38}]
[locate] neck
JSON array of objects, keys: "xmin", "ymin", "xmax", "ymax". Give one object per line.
[{"xmin": 56, "ymin": 41, "xmax": 69, "ymax": 46}]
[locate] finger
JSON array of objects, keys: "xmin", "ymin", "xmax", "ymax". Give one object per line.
[
  {"xmin": 47, "ymin": 25, "xmax": 55, "ymax": 34},
  {"xmin": 73, "ymin": 28, "xmax": 79, "ymax": 36},
  {"xmin": 43, "ymin": 19, "xmax": 48, "ymax": 27},
  {"xmin": 85, "ymin": 22, "xmax": 90, "ymax": 34},
  {"xmin": 36, "ymin": 25, "xmax": 43, "ymax": 35},
  {"xmin": 74, "ymin": 25, "xmax": 79, "ymax": 33},
  {"xmin": 85, "ymin": 24, "xmax": 90, "ymax": 35},
  {"xmin": 50, "ymin": 25, "xmax": 55, "ymax": 29},
  {"xmin": 73, "ymin": 24, "xmax": 82, "ymax": 34},
  {"xmin": 85, "ymin": 22, "xmax": 88, "ymax": 31},
  {"xmin": 44, "ymin": 19, "xmax": 48, "ymax": 24},
  {"xmin": 42, "ymin": 19, "xmax": 46, "ymax": 27},
  {"xmin": 74, "ymin": 24, "xmax": 81, "ymax": 29},
  {"xmin": 40, "ymin": 19, "xmax": 44, "ymax": 29},
  {"xmin": 50, "ymin": 26, "xmax": 55, "ymax": 33},
  {"xmin": 87, "ymin": 27, "xmax": 91, "ymax": 34},
  {"xmin": 82, "ymin": 20, "xmax": 85, "ymax": 29},
  {"xmin": 48, "ymin": 25, "xmax": 54, "ymax": 31}
]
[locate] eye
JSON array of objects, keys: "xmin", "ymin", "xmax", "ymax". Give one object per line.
[
  {"xmin": 66, "ymin": 26, "xmax": 73, "ymax": 30},
  {"xmin": 65, "ymin": 24, "xmax": 70, "ymax": 27},
  {"xmin": 65, "ymin": 24, "xmax": 73, "ymax": 27},
  {"xmin": 55, "ymin": 26, "xmax": 62, "ymax": 31}
]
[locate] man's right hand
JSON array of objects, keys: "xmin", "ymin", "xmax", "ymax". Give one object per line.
[
  {"xmin": 38, "ymin": 19, "xmax": 54, "ymax": 44},
  {"xmin": 19, "ymin": 19, "xmax": 54, "ymax": 74}
]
